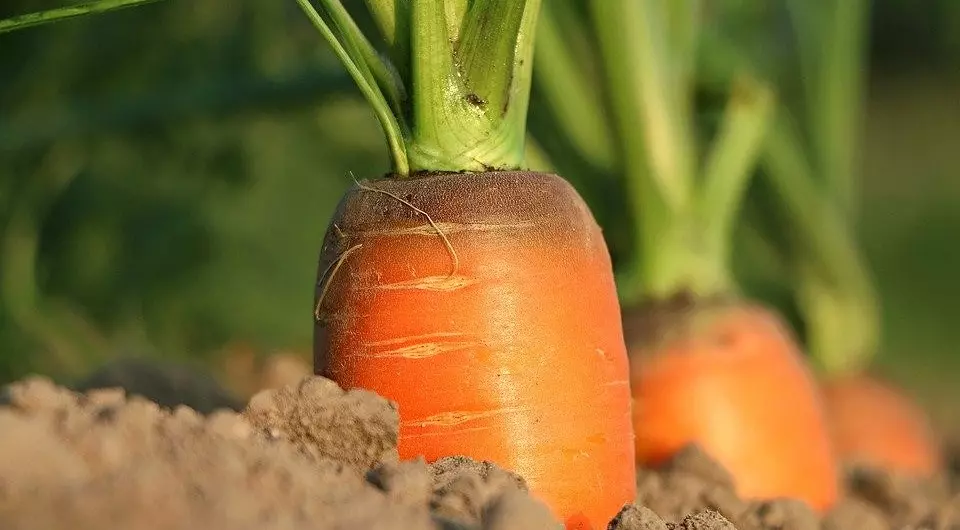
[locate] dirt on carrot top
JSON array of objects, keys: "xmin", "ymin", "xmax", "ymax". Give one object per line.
[{"xmin": 0, "ymin": 372, "xmax": 958, "ymax": 530}]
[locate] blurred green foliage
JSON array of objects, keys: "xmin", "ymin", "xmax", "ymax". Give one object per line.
[{"xmin": 0, "ymin": 0, "xmax": 957, "ymax": 411}]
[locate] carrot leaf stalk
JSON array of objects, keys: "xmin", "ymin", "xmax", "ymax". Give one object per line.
[
  {"xmin": 531, "ymin": 1, "xmax": 615, "ymax": 173},
  {"xmin": 753, "ymin": 0, "xmax": 875, "ymax": 376},
  {"xmin": 0, "ymin": 0, "xmax": 163, "ymax": 35},
  {"xmin": 785, "ymin": 0, "xmax": 869, "ymax": 219},
  {"xmin": 585, "ymin": 0, "xmax": 775, "ymax": 305},
  {"xmin": 761, "ymin": 116, "xmax": 879, "ymax": 375},
  {"xmin": 296, "ymin": 0, "xmax": 541, "ymax": 177}
]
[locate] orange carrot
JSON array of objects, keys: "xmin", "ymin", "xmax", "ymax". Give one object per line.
[
  {"xmin": 314, "ymin": 171, "xmax": 635, "ymax": 528},
  {"xmin": 624, "ymin": 298, "xmax": 839, "ymax": 513},
  {"xmin": 297, "ymin": 0, "xmax": 637, "ymax": 526},
  {"xmin": 822, "ymin": 374, "xmax": 941, "ymax": 477}
]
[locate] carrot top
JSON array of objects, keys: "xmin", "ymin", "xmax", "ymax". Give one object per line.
[
  {"xmin": 751, "ymin": 0, "xmax": 878, "ymax": 376},
  {"xmin": 533, "ymin": 1, "xmax": 775, "ymax": 306},
  {"xmin": 295, "ymin": 0, "xmax": 542, "ymax": 177}
]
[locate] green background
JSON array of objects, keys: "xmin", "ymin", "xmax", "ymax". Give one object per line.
[{"xmin": 0, "ymin": 0, "xmax": 957, "ymax": 427}]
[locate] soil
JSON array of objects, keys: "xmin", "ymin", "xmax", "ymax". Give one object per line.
[{"xmin": 0, "ymin": 367, "xmax": 958, "ymax": 530}]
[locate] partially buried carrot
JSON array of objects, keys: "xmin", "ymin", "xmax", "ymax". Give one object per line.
[
  {"xmin": 295, "ymin": 0, "xmax": 635, "ymax": 528},
  {"xmin": 315, "ymin": 171, "xmax": 634, "ymax": 528},
  {"xmin": 823, "ymin": 374, "xmax": 941, "ymax": 478},
  {"xmin": 623, "ymin": 297, "xmax": 839, "ymax": 512},
  {"xmin": 531, "ymin": 0, "xmax": 840, "ymax": 513}
]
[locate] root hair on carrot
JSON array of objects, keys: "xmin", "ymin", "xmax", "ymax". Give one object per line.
[
  {"xmin": 315, "ymin": 243, "xmax": 364, "ymax": 323},
  {"xmin": 351, "ymin": 174, "xmax": 459, "ymax": 278}
]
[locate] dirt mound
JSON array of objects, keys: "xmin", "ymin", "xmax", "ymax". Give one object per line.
[
  {"xmin": 631, "ymin": 445, "xmax": 960, "ymax": 530},
  {"xmin": 0, "ymin": 374, "xmax": 956, "ymax": 530},
  {"xmin": 0, "ymin": 375, "xmax": 581, "ymax": 530}
]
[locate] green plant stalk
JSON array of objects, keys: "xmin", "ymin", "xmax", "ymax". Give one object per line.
[
  {"xmin": 812, "ymin": 0, "xmax": 868, "ymax": 220},
  {"xmin": 0, "ymin": 0, "xmax": 163, "ymax": 34},
  {"xmin": 297, "ymin": 0, "xmax": 542, "ymax": 177},
  {"xmin": 761, "ymin": 114, "xmax": 879, "ymax": 375},
  {"xmin": 588, "ymin": 0, "xmax": 773, "ymax": 306},
  {"xmin": 532, "ymin": 1, "xmax": 615, "ymax": 172},
  {"xmin": 697, "ymin": 76, "xmax": 776, "ymax": 293},
  {"xmin": 771, "ymin": 0, "xmax": 876, "ymax": 376},
  {"xmin": 785, "ymin": 0, "xmax": 869, "ymax": 220}
]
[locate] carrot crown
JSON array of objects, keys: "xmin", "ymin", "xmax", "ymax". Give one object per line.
[
  {"xmin": 534, "ymin": 1, "xmax": 775, "ymax": 305},
  {"xmin": 296, "ymin": 0, "xmax": 542, "ymax": 177}
]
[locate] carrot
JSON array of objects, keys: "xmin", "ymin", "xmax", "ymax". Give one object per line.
[
  {"xmin": 822, "ymin": 374, "xmax": 941, "ymax": 477},
  {"xmin": 296, "ymin": 1, "xmax": 635, "ymax": 528},
  {"xmin": 624, "ymin": 298, "xmax": 838, "ymax": 512},
  {"xmin": 315, "ymin": 171, "xmax": 634, "ymax": 528},
  {"xmin": 531, "ymin": 0, "xmax": 840, "ymax": 512}
]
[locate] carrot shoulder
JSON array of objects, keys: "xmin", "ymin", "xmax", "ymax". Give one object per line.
[{"xmin": 314, "ymin": 170, "xmax": 636, "ymax": 529}]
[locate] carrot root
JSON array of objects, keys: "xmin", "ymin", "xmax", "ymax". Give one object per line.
[
  {"xmin": 314, "ymin": 171, "xmax": 637, "ymax": 529},
  {"xmin": 624, "ymin": 297, "xmax": 840, "ymax": 513}
]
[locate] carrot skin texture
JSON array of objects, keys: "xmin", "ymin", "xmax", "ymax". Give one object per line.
[
  {"xmin": 314, "ymin": 171, "xmax": 636, "ymax": 530},
  {"xmin": 625, "ymin": 302, "xmax": 840, "ymax": 513},
  {"xmin": 823, "ymin": 374, "xmax": 941, "ymax": 478}
]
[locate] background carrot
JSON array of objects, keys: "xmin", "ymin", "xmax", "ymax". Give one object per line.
[
  {"xmin": 297, "ymin": 1, "xmax": 635, "ymax": 528},
  {"xmin": 739, "ymin": 0, "xmax": 943, "ymax": 479},
  {"xmin": 530, "ymin": 0, "xmax": 839, "ymax": 512},
  {"xmin": 823, "ymin": 374, "xmax": 941, "ymax": 476}
]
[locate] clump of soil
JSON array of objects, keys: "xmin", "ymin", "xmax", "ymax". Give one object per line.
[
  {"xmin": 1, "ymin": 372, "xmax": 958, "ymax": 530},
  {"xmin": 0, "ymin": 375, "xmax": 573, "ymax": 530},
  {"xmin": 631, "ymin": 444, "xmax": 960, "ymax": 530}
]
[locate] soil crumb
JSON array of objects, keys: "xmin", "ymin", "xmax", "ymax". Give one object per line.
[
  {"xmin": 0, "ymin": 375, "xmax": 559, "ymax": 530},
  {"xmin": 635, "ymin": 443, "xmax": 960, "ymax": 530},
  {"xmin": 608, "ymin": 504, "xmax": 736, "ymax": 530}
]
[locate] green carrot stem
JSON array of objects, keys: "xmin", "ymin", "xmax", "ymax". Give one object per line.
[
  {"xmin": 0, "ymin": 0, "xmax": 162, "ymax": 34},
  {"xmin": 298, "ymin": 0, "xmax": 541, "ymax": 176},
  {"xmin": 812, "ymin": 0, "xmax": 868, "ymax": 220},
  {"xmin": 361, "ymin": 0, "xmax": 411, "ymax": 78},
  {"xmin": 591, "ymin": 0, "xmax": 694, "ymax": 214},
  {"xmin": 589, "ymin": 0, "xmax": 667, "ymax": 304},
  {"xmin": 296, "ymin": 0, "xmax": 409, "ymax": 175},
  {"xmin": 589, "ymin": 0, "xmax": 772, "ymax": 305},
  {"xmin": 761, "ymin": 114, "xmax": 879, "ymax": 375},
  {"xmin": 533, "ymin": 1, "xmax": 615, "ymax": 172},
  {"xmin": 785, "ymin": 0, "xmax": 869, "ymax": 220},
  {"xmin": 697, "ymin": 75, "xmax": 775, "ymax": 290}
]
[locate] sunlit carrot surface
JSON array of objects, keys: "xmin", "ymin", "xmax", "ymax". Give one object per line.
[
  {"xmin": 625, "ymin": 299, "xmax": 839, "ymax": 513},
  {"xmin": 823, "ymin": 374, "xmax": 941, "ymax": 478},
  {"xmin": 314, "ymin": 170, "xmax": 636, "ymax": 530}
]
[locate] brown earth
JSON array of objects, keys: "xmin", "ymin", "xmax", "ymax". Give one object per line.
[{"xmin": 0, "ymin": 367, "xmax": 957, "ymax": 530}]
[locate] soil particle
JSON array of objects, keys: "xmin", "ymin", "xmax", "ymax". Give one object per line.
[
  {"xmin": 607, "ymin": 504, "xmax": 737, "ymax": 530},
  {"xmin": 836, "ymin": 463, "xmax": 960, "ymax": 529},
  {"xmin": 636, "ymin": 443, "xmax": 960, "ymax": 530},
  {"xmin": 243, "ymin": 376, "xmax": 400, "ymax": 472},
  {"xmin": 821, "ymin": 499, "xmax": 888, "ymax": 530},
  {"xmin": 428, "ymin": 455, "xmax": 532, "ymax": 526}
]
